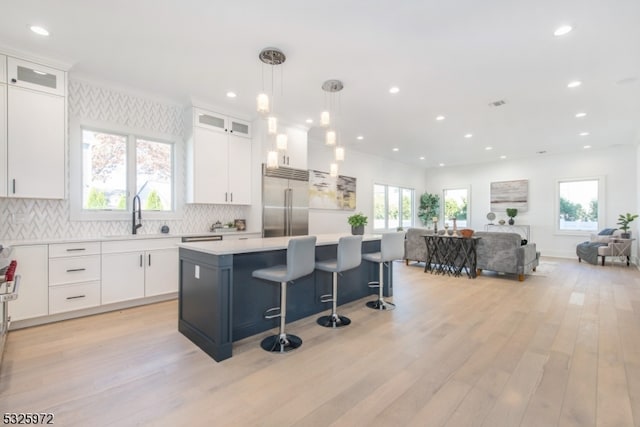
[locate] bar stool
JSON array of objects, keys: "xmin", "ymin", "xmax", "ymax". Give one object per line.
[
  {"xmin": 362, "ymin": 231, "xmax": 405, "ymax": 310},
  {"xmin": 252, "ymin": 236, "xmax": 317, "ymax": 353},
  {"xmin": 316, "ymin": 235, "xmax": 363, "ymax": 328}
]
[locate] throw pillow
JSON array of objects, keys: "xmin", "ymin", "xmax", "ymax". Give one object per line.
[{"xmin": 598, "ymin": 228, "xmax": 617, "ymax": 235}]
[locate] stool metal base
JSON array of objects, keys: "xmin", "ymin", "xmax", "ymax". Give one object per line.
[
  {"xmin": 317, "ymin": 313, "xmax": 351, "ymax": 328},
  {"xmin": 260, "ymin": 334, "xmax": 302, "ymax": 353},
  {"xmin": 366, "ymin": 298, "xmax": 396, "ymax": 310}
]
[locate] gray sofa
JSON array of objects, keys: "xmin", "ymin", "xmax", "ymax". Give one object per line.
[{"xmin": 403, "ymin": 228, "xmax": 540, "ymax": 281}]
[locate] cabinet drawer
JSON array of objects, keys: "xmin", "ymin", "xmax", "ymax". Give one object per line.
[
  {"xmin": 49, "ymin": 241, "xmax": 101, "ymax": 258},
  {"xmin": 49, "ymin": 282, "xmax": 100, "ymax": 314},
  {"xmin": 49, "ymin": 256, "xmax": 100, "ymax": 285}
]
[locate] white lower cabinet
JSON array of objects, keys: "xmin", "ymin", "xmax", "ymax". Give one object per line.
[
  {"xmin": 9, "ymin": 245, "xmax": 49, "ymax": 321},
  {"xmin": 101, "ymin": 252, "xmax": 145, "ymax": 304},
  {"xmin": 145, "ymin": 248, "xmax": 179, "ymax": 296},
  {"xmin": 101, "ymin": 238, "xmax": 179, "ymax": 304}
]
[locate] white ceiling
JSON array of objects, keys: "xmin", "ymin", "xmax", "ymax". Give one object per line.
[{"xmin": 1, "ymin": 0, "xmax": 639, "ymax": 168}]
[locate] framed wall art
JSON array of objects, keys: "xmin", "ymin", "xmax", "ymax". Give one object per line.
[
  {"xmin": 309, "ymin": 169, "xmax": 356, "ymax": 210},
  {"xmin": 490, "ymin": 179, "xmax": 528, "ymax": 211}
]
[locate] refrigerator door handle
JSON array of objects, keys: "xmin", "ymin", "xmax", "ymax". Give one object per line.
[
  {"xmin": 283, "ymin": 189, "xmax": 289, "ymax": 236},
  {"xmin": 289, "ymin": 188, "xmax": 294, "ymax": 235}
]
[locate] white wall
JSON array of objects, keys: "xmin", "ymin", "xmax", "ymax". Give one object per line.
[
  {"xmin": 307, "ymin": 132, "xmax": 428, "ymax": 235},
  {"xmin": 425, "ymin": 146, "xmax": 637, "ymax": 259}
]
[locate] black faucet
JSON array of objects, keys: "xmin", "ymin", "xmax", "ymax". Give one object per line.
[{"xmin": 132, "ymin": 195, "xmax": 142, "ymax": 234}]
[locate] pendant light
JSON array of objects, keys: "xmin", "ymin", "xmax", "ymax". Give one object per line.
[
  {"xmin": 321, "ymin": 80, "xmax": 346, "ymax": 171},
  {"xmin": 276, "ymin": 133, "xmax": 288, "ymax": 151},
  {"xmin": 258, "ymin": 47, "xmax": 287, "ymax": 168}
]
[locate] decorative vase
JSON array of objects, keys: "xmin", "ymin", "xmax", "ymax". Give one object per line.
[
  {"xmin": 498, "ymin": 219, "xmax": 505, "ymax": 225},
  {"xmin": 621, "ymin": 232, "xmax": 631, "ymax": 239},
  {"xmin": 351, "ymin": 225, "xmax": 364, "ymax": 235},
  {"xmin": 508, "ymin": 218, "xmax": 515, "ymax": 225}
]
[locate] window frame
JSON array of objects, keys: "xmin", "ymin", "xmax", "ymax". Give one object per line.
[
  {"xmin": 373, "ymin": 183, "xmax": 415, "ymax": 231},
  {"xmin": 442, "ymin": 186, "xmax": 471, "ymax": 228},
  {"xmin": 554, "ymin": 176, "xmax": 605, "ymax": 235},
  {"xmin": 70, "ymin": 118, "xmax": 183, "ymax": 221}
]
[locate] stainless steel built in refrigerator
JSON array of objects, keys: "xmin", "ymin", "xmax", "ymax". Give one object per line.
[{"xmin": 262, "ymin": 165, "xmax": 309, "ymax": 237}]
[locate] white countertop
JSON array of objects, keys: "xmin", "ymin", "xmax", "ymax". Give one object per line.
[
  {"xmin": 5, "ymin": 230, "xmax": 261, "ymax": 247},
  {"xmin": 178, "ymin": 233, "xmax": 382, "ymax": 256}
]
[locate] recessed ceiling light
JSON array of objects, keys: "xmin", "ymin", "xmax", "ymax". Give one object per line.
[
  {"xmin": 356, "ymin": 135, "xmax": 364, "ymax": 140},
  {"xmin": 575, "ymin": 112, "xmax": 587, "ymax": 118},
  {"xmin": 464, "ymin": 133, "xmax": 473, "ymax": 138},
  {"xmin": 392, "ymin": 147, "xmax": 399, "ymax": 152},
  {"xmin": 29, "ymin": 25, "xmax": 49, "ymax": 36},
  {"xmin": 485, "ymin": 146, "xmax": 493, "ymax": 150},
  {"xmin": 500, "ymin": 155, "xmax": 507, "ymax": 159},
  {"xmin": 579, "ymin": 132, "xmax": 590, "ymax": 136},
  {"xmin": 389, "ymin": 86, "xmax": 400, "ymax": 94},
  {"xmin": 567, "ymin": 81, "xmax": 582, "ymax": 88},
  {"xmin": 439, "ymin": 163, "xmax": 445, "ymax": 167},
  {"xmin": 436, "ymin": 115, "xmax": 445, "ymax": 121},
  {"xmin": 583, "ymin": 145, "xmax": 591, "ymax": 149},
  {"xmin": 419, "ymin": 156, "xmax": 425, "ymax": 160},
  {"xmin": 226, "ymin": 91, "xmax": 237, "ymax": 98},
  {"xmin": 305, "ymin": 118, "xmax": 313, "ymax": 124},
  {"xmin": 554, "ymin": 25, "xmax": 573, "ymax": 36}
]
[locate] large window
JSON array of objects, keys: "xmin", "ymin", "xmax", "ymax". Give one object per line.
[
  {"xmin": 373, "ymin": 184, "xmax": 414, "ymax": 230},
  {"xmin": 443, "ymin": 187, "xmax": 469, "ymax": 228},
  {"xmin": 76, "ymin": 126, "xmax": 176, "ymax": 219},
  {"xmin": 557, "ymin": 178, "xmax": 602, "ymax": 232}
]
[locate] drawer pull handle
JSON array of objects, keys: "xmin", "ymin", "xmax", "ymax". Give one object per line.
[
  {"xmin": 66, "ymin": 268, "xmax": 86, "ymax": 272},
  {"xmin": 66, "ymin": 295, "xmax": 86, "ymax": 300},
  {"xmin": 66, "ymin": 248, "xmax": 86, "ymax": 252}
]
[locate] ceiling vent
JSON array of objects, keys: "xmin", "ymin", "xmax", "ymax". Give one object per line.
[{"xmin": 488, "ymin": 99, "xmax": 506, "ymax": 107}]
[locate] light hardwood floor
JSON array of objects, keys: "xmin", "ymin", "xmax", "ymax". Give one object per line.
[{"xmin": 1, "ymin": 257, "xmax": 640, "ymax": 427}]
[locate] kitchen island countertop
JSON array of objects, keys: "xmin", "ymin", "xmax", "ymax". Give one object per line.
[{"xmin": 177, "ymin": 233, "xmax": 382, "ymax": 256}]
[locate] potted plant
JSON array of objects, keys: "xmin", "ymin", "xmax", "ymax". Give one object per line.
[
  {"xmin": 347, "ymin": 212, "xmax": 368, "ymax": 235},
  {"xmin": 418, "ymin": 192, "xmax": 440, "ymax": 228},
  {"xmin": 617, "ymin": 213, "xmax": 638, "ymax": 238},
  {"xmin": 506, "ymin": 208, "xmax": 518, "ymax": 225}
]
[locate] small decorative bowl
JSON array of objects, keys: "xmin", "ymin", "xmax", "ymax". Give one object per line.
[{"xmin": 460, "ymin": 229, "xmax": 474, "ymax": 238}]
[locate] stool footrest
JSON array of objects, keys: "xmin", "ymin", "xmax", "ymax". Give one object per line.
[
  {"xmin": 367, "ymin": 281, "xmax": 380, "ymax": 289},
  {"xmin": 320, "ymin": 293, "xmax": 333, "ymax": 303},
  {"xmin": 264, "ymin": 307, "xmax": 281, "ymax": 320}
]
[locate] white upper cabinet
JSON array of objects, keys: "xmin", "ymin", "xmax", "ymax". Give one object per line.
[
  {"xmin": 186, "ymin": 107, "xmax": 252, "ymax": 204},
  {"xmin": 7, "ymin": 57, "xmax": 65, "ymax": 96},
  {"xmin": 7, "ymin": 85, "xmax": 65, "ymax": 198},
  {"xmin": 0, "ymin": 81, "xmax": 6, "ymax": 198},
  {"xmin": 2, "ymin": 54, "xmax": 66, "ymax": 199},
  {"xmin": 194, "ymin": 108, "xmax": 251, "ymax": 138},
  {"xmin": 0, "ymin": 54, "xmax": 6, "ymax": 83}
]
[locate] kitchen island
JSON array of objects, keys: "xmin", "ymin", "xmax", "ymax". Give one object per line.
[{"xmin": 178, "ymin": 234, "xmax": 392, "ymax": 362}]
